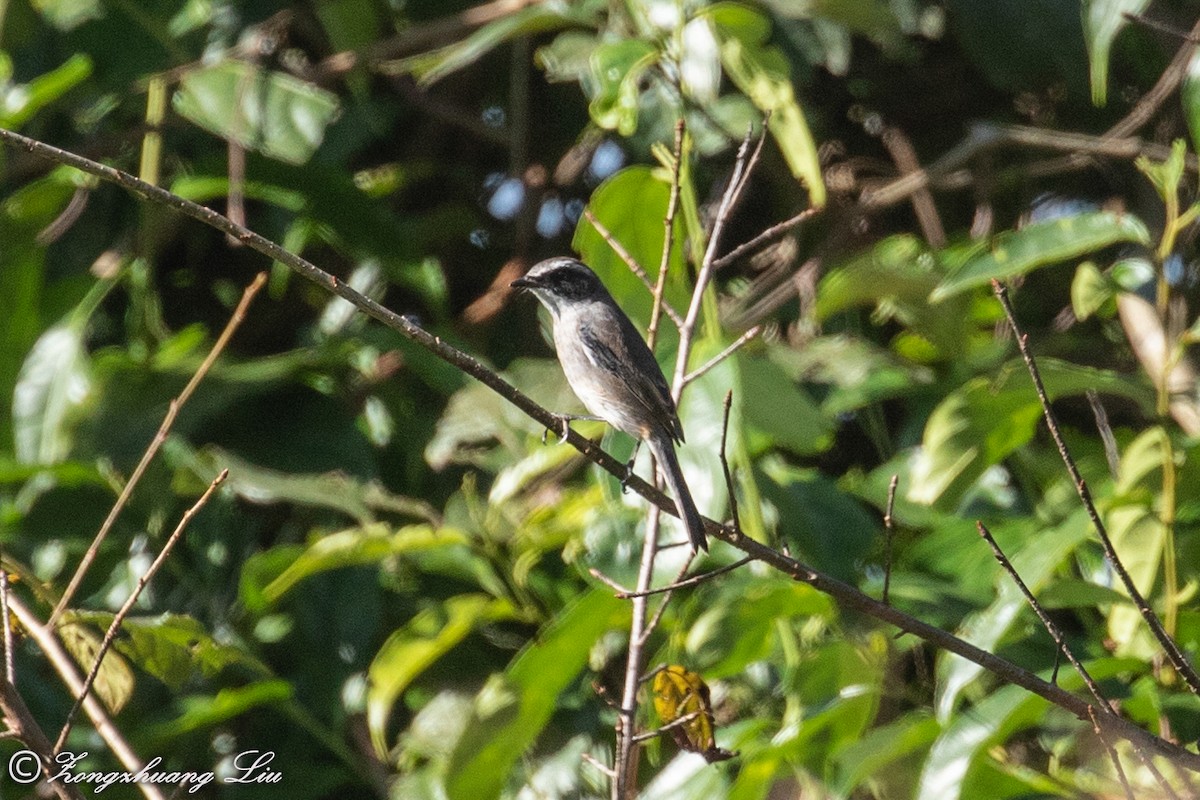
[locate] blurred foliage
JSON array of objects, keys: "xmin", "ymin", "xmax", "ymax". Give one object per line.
[{"xmin": 1, "ymin": 0, "xmax": 1199, "ymax": 799}]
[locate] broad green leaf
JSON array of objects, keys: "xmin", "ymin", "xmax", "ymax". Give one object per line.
[
  {"xmin": 1183, "ymin": 51, "xmax": 1200, "ymax": 157},
  {"xmin": 708, "ymin": 2, "xmax": 825, "ymax": 206},
  {"xmin": 758, "ymin": 461, "xmax": 876, "ymax": 580},
  {"xmin": 832, "ymin": 714, "xmax": 941, "ymax": 795},
  {"xmin": 246, "ymin": 524, "xmax": 469, "ymax": 608},
  {"xmin": 391, "ymin": 5, "xmax": 580, "ymax": 86},
  {"xmin": 445, "ymin": 589, "xmax": 627, "ymax": 800},
  {"xmin": 174, "ymin": 61, "xmax": 341, "ymax": 165},
  {"xmin": 934, "ymin": 509, "xmax": 1091, "ymax": 719},
  {"xmin": 588, "ymin": 39, "xmax": 658, "ymax": 134},
  {"xmin": 368, "ymin": 594, "xmax": 515, "ymax": 756},
  {"xmin": 536, "ymin": 31, "xmax": 598, "ymax": 83},
  {"xmin": 0, "ymin": 54, "xmax": 92, "ymax": 128},
  {"xmin": 173, "ymin": 444, "xmax": 438, "ymax": 527},
  {"xmin": 57, "ymin": 619, "xmax": 134, "ymax": 714},
  {"xmin": 1070, "ymin": 261, "xmax": 1112, "ymax": 321},
  {"xmin": 737, "ymin": 349, "xmax": 832, "ymax": 456},
  {"xmin": 1082, "ymin": 0, "xmax": 1149, "ymax": 106},
  {"xmin": 1107, "ymin": 427, "xmax": 1172, "ymax": 655},
  {"xmin": 909, "ymin": 358, "xmax": 1154, "ymax": 508},
  {"xmin": 931, "ymin": 211, "xmax": 1150, "ymax": 300},
  {"xmin": 151, "ymin": 680, "xmax": 294, "ymax": 737},
  {"xmin": 69, "ymin": 612, "xmax": 270, "ymax": 690},
  {"xmin": 13, "ymin": 323, "xmax": 91, "ymax": 464},
  {"xmin": 686, "ymin": 576, "xmax": 833, "ymax": 676},
  {"xmin": 918, "ymin": 685, "xmax": 1045, "ymax": 800},
  {"xmin": 573, "ymin": 166, "xmax": 689, "ymax": 327}
]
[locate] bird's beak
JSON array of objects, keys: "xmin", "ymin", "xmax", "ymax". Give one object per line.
[{"xmin": 510, "ymin": 276, "xmax": 537, "ymax": 290}]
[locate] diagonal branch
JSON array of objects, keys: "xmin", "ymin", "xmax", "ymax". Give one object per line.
[{"xmin": 1, "ymin": 127, "xmax": 1196, "ymax": 773}]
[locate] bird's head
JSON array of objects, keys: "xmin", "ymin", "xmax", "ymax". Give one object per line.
[{"xmin": 511, "ymin": 257, "xmax": 608, "ymax": 315}]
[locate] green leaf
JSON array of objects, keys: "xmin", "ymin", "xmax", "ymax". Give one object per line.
[
  {"xmin": 1070, "ymin": 261, "xmax": 1112, "ymax": 320},
  {"xmin": 68, "ymin": 612, "xmax": 270, "ymax": 690},
  {"xmin": 0, "ymin": 54, "xmax": 93, "ymax": 128},
  {"xmin": 931, "ymin": 211, "xmax": 1150, "ymax": 300},
  {"xmin": 57, "ymin": 619, "xmax": 134, "ymax": 714},
  {"xmin": 173, "ymin": 61, "xmax": 341, "ymax": 165},
  {"xmin": 737, "ymin": 350, "xmax": 833, "ymax": 455},
  {"xmin": 445, "ymin": 589, "xmax": 627, "ymax": 800},
  {"xmin": 934, "ymin": 510, "xmax": 1091, "ymax": 718},
  {"xmin": 708, "ymin": 2, "xmax": 825, "ymax": 206},
  {"xmin": 1135, "ymin": 138, "xmax": 1188, "ymax": 204},
  {"xmin": 1082, "ymin": 0, "xmax": 1149, "ymax": 106},
  {"xmin": 244, "ymin": 525, "xmax": 469, "ymax": 609},
  {"xmin": 151, "ymin": 680, "xmax": 294, "ymax": 737},
  {"xmin": 573, "ymin": 166, "xmax": 689, "ymax": 326},
  {"xmin": 1183, "ymin": 50, "xmax": 1200, "ymax": 158},
  {"xmin": 392, "ymin": 5, "xmax": 581, "ymax": 87},
  {"xmin": 686, "ymin": 576, "xmax": 833, "ymax": 676},
  {"xmin": 368, "ymin": 595, "xmax": 515, "ymax": 756},
  {"xmin": 587, "ymin": 39, "xmax": 658, "ymax": 134},
  {"xmin": 909, "ymin": 358, "xmax": 1154, "ymax": 507},
  {"xmin": 13, "ymin": 323, "xmax": 91, "ymax": 464}
]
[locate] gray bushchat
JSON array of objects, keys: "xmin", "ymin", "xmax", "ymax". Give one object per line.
[{"xmin": 511, "ymin": 256, "xmax": 707, "ymax": 552}]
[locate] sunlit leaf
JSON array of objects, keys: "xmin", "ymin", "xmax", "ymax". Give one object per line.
[
  {"xmin": 588, "ymin": 39, "xmax": 658, "ymax": 134},
  {"xmin": 707, "ymin": 2, "xmax": 825, "ymax": 206},
  {"xmin": 174, "ymin": 61, "xmax": 341, "ymax": 165},
  {"xmin": 0, "ymin": 54, "xmax": 92, "ymax": 128},
  {"xmin": 652, "ymin": 665, "xmax": 736, "ymax": 762},
  {"xmin": 368, "ymin": 594, "xmax": 516, "ymax": 756},
  {"xmin": 445, "ymin": 590, "xmax": 627, "ymax": 800},
  {"xmin": 909, "ymin": 358, "xmax": 1153, "ymax": 507},
  {"xmin": 931, "ymin": 211, "xmax": 1149, "ymax": 300},
  {"xmin": 57, "ymin": 619, "xmax": 134, "ymax": 714},
  {"xmin": 1081, "ymin": 0, "xmax": 1149, "ymax": 106},
  {"xmin": 13, "ymin": 323, "xmax": 91, "ymax": 464},
  {"xmin": 151, "ymin": 680, "xmax": 294, "ymax": 737}
]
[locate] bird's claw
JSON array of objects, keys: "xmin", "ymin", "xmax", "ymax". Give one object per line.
[
  {"xmin": 620, "ymin": 457, "xmax": 635, "ymax": 494},
  {"xmin": 543, "ymin": 414, "xmax": 572, "ymax": 445}
]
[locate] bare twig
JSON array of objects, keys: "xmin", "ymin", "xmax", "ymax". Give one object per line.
[
  {"xmin": 588, "ymin": 568, "xmax": 631, "ymax": 595},
  {"xmin": 883, "ymin": 474, "xmax": 898, "ymax": 605},
  {"xmin": 1086, "ymin": 390, "xmax": 1121, "ymax": 480},
  {"xmin": 581, "ymin": 752, "xmax": 617, "ymax": 778},
  {"xmin": 622, "ymin": 558, "xmax": 752, "ymax": 599},
  {"xmin": 582, "ymin": 208, "xmax": 683, "ymax": 328},
  {"xmin": 881, "ymin": 126, "xmax": 946, "ymax": 248},
  {"xmin": 976, "ymin": 522, "xmax": 1111, "ymax": 709},
  {"xmin": 649, "ymin": 120, "xmax": 686, "ymax": 343},
  {"xmin": 1090, "ymin": 706, "xmax": 1137, "ymax": 800},
  {"xmin": 55, "ymin": 470, "xmax": 229, "ymax": 752},
  {"xmin": 8, "ymin": 595, "xmax": 165, "ymax": 800},
  {"xmin": 1106, "ymin": 16, "xmax": 1200, "ymax": 139},
  {"xmin": 0, "ymin": 680, "xmax": 83, "ymax": 799},
  {"xmin": 638, "ymin": 555, "xmax": 695, "ymax": 648},
  {"xmin": 719, "ymin": 390, "xmax": 741, "ymax": 532},
  {"xmin": 711, "ymin": 207, "xmax": 819, "ymax": 272},
  {"xmin": 50, "ymin": 273, "xmax": 267, "ymax": 625},
  {"xmin": 3, "ymin": 127, "xmax": 1196, "ymax": 773},
  {"xmin": 683, "ymin": 326, "xmax": 762, "ymax": 387},
  {"xmin": 630, "ymin": 710, "xmax": 701, "ymax": 743},
  {"xmin": 993, "ymin": 280, "xmax": 1200, "ymax": 696},
  {"xmin": 1, "ymin": 570, "xmax": 12, "ymax": 685}
]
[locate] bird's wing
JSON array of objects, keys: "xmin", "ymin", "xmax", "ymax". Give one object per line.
[{"xmin": 579, "ymin": 314, "xmax": 684, "ymax": 443}]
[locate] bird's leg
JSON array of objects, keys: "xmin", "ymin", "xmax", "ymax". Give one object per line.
[
  {"xmin": 620, "ymin": 441, "xmax": 643, "ymax": 493},
  {"xmin": 544, "ymin": 413, "xmax": 603, "ymax": 445}
]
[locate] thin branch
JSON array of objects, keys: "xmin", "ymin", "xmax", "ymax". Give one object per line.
[
  {"xmin": 581, "ymin": 752, "xmax": 617, "ymax": 778},
  {"xmin": 683, "ymin": 326, "xmax": 762, "ymax": 387},
  {"xmin": 638, "ymin": 556, "xmax": 693, "ymax": 648},
  {"xmin": 976, "ymin": 522, "xmax": 1111, "ymax": 709},
  {"xmin": 883, "ymin": 474, "xmax": 898, "ymax": 605},
  {"xmin": 1090, "ymin": 706, "xmax": 1137, "ymax": 800},
  {"xmin": 588, "ymin": 567, "xmax": 631, "ymax": 595},
  {"xmin": 881, "ymin": 126, "xmax": 946, "ymax": 248},
  {"xmin": 1087, "ymin": 390, "xmax": 1121, "ymax": 480},
  {"xmin": 2, "ymin": 127, "xmax": 1195, "ymax": 773},
  {"xmin": 55, "ymin": 470, "xmax": 228, "ymax": 752},
  {"xmin": 993, "ymin": 280, "xmax": 1200, "ymax": 697},
  {"xmin": 719, "ymin": 390, "xmax": 741, "ymax": 532},
  {"xmin": 630, "ymin": 710, "xmax": 701, "ymax": 743},
  {"xmin": 8, "ymin": 595, "xmax": 165, "ymax": 800},
  {"xmin": 649, "ymin": 119, "xmax": 686, "ymax": 344},
  {"xmin": 1106, "ymin": 15, "xmax": 1200, "ymax": 139},
  {"xmin": 1, "ymin": 570, "xmax": 13, "ymax": 685},
  {"xmin": 582, "ymin": 208, "xmax": 683, "ymax": 328},
  {"xmin": 0, "ymin": 679, "xmax": 83, "ymax": 799},
  {"xmin": 711, "ymin": 208, "xmax": 818, "ymax": 272},
  {"xmin": 622, "ymin": 558, "xmax": 752, "ymax": 599},
  {"xmin": 50, "ymin": 273, "xmax": 267, "ymax": 625}
]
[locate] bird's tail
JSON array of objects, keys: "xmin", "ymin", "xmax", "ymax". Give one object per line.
[{"xmin": 648, "ymin": 435, "xmax": 708, "ymax": 552}]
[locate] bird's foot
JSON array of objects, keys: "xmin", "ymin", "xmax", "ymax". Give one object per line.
[{"xmin": 619, "ymin": 442, "xmax": 642, "ymax": 494}]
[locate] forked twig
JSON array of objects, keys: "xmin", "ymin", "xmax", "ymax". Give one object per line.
[
  {"xmin": 683, "ymin": 326, "xmax": 762, "ymax": 387},
  {"xmin": 623, "ymin": 558, "xmax": 752, "ymax": 599},
  {"xmin": 54, "ymin": 470, "xmax": 229, "ymax": 752},
  {"xmin": 50, "ymin": 273, "xmax": 266, "ymax": 625},
  {"xmin": 992, "ymin": 280, "xmax": 1200, "ymax": 696},
  {"xmin": 582, "ymin": 208, "xmax": 683, "ymax": 328}
]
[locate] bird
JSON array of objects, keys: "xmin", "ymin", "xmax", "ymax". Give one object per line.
[{"xmin": 511, "ymin": 256, "xmax": 707, "ymax": 551}]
